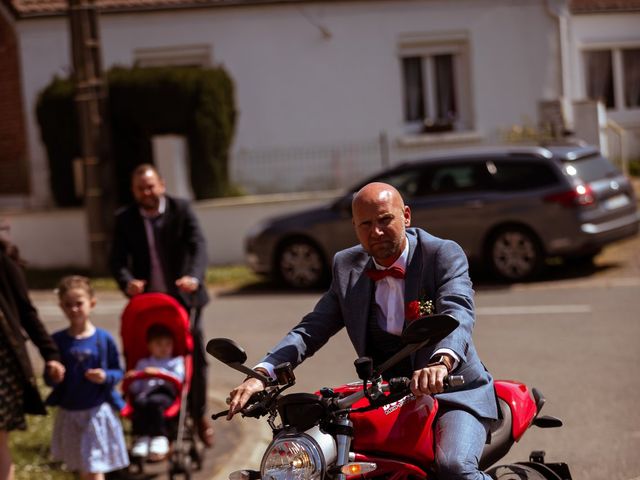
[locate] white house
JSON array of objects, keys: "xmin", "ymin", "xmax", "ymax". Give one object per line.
[
  {"xmin": 569, "ymin": 1, "xmax": 640, "ymax": 167},
  {"xmin": 0, "ymin": 0, "xmax": 638, "ymax": 208}
]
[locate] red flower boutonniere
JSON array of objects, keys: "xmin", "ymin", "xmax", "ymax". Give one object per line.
[{"xmin": 405, "ymin": 297, "xmax": 435, "ymax": 322}]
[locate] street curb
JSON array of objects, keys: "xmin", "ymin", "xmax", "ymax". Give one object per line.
[{"xmin": 208, "ymin": 399, "xmax": 272, "ymax": 480}]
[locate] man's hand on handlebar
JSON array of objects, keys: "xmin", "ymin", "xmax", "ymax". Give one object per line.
[
  {"xmin": 227, "ymin": 369, "xmax": 269, "ymax": 420},
  {"xmin": 410, "ymin": 365, "xmax": 449, "ymax": 396}
]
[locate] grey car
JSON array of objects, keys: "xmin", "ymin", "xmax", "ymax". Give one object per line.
[{"xmin": 245, "ymin": 145, "xmax": 639, "ymax": 288}]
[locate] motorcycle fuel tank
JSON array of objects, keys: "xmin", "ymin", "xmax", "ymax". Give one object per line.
[{"xmin": 333, "ymin": 384, "xmax": 438, "ymax": 468}]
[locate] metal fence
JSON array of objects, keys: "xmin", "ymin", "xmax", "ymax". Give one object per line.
[{"xmin": 231, "ymin": 136, "xmax": 391, "ymax": 194}]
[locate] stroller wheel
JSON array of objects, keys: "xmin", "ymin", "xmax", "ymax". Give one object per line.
[
  {"xmin": 131, "ymin": 456, "xmax": 145, "ymax": 474},
  {"xmin": 189, "ymin": 444, "xmax": 203, "ymax": 470},
  {"xmin": 169, "ymin": 472, "xmax": 191, "ymax": 480},
  {"xmin": 169, "ymin": 450, "xmax": 193, "ymax": 479}
]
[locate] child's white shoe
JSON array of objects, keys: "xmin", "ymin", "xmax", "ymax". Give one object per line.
[
  {"xmin": 131, "ymin": 436, "xmax": 150, "ymax": 457},
  {"xmin": 149, "ymin": 436, "xmax": 169, "ymax": 461}
]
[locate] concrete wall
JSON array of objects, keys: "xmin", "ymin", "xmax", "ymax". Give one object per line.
[
  {"xmin": 0, "ymin": 191, "xmax": 338, "ymax": 269},
  {"xmin": 12, "ymin": 0, "xmax": 559, "ymax": 206}
]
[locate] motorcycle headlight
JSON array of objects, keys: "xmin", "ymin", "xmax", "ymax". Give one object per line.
[{"xmin": 261, "ymin": 434, "xmax": 324, "ymax": 480}]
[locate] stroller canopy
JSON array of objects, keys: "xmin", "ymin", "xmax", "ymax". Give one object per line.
[{"xmin": 120, "ymin": 293, "xmax": 194, "ymax": 370}]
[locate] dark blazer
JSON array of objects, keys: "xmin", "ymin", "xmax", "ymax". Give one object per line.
[
  {"xmin": 263, "ymin": 228, "xmax": 497, "ymax": 420},
  {"xmin": 0, "ymin": 249, "xmax": 61, "ymax": 415},
  {"xmin": 109, "ymin": 195, "xmax": 209, "ymax": 308}
]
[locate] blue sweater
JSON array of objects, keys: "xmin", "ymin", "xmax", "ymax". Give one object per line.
[{"xmin": 47, "ymin": 327, "xmax": 123, "ymax": 411}]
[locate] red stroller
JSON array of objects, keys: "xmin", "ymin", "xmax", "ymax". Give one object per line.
[{"xmin": 120, "ymin": 293, "xmax": 202, "ymax": 479}]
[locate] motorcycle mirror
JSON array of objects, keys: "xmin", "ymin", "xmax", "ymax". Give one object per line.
[
  {"xmin": 206, "ymin": 338, "xmax": 248, "ymax": 364},
  {"xmin": 206, "ymin": 338, "xmax": 273, "ymax": 385},
  {"xmin": 401, "ymin": 314, "xmax": 459, "ymax": 345},
  {"xmin": 374, "ymin": 314, "xmax": 459, "ymax": 377}
]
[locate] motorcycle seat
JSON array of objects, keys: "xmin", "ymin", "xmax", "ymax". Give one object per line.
[{"xmin": 479, "ymin": 398, "xmax": 514, "ymax": 470}]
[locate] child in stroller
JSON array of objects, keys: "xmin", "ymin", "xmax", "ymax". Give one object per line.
[
  {"xmin": 126, "ymin": 323, "xmax": 185, "ymax": 460},
  {"xmin": 120, "ymin": 293, "xmax": 202, "ymax": 475}
]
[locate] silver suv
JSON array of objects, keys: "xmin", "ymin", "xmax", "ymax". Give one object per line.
[{"xmin": 245, "ymin": 145, "xmax": 639, "ymax": 287}]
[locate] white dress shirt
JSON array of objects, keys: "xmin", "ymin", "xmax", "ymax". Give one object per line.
[{"xmin": 370, "ymin": 242, "xmax": 409, "ymax": 335}]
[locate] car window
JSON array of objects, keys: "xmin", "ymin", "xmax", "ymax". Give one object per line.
[
  {"xmin": 489, "ymin": 160, "xmax": 560, "ymax": 191},
  {"xmin": 370, "ymin": 169, "xmax": 422, "ymax": 198},
  {"xmin": 563, "ymin": 154, "xmax": 620, "ymax": 183},
  {"xmin": 416, "ymin": 162, "xmax": 491, "ymax": 196}
]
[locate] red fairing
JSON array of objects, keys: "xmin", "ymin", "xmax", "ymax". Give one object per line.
[
  {"xmin": 331, "ymin": 384, "xmax": 438, "ymax": 469},
  {"xmin": 494, "ymin": 380, "xmax": 537, "ymax": 441},
  {"xmin": 351, "ymin": 453, "xmax": 428, "ymax": 480}
]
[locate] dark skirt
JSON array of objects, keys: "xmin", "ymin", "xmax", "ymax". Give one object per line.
[{"xmin": 0, "ymin": 334, "xmax": 26, "ymax": 431}]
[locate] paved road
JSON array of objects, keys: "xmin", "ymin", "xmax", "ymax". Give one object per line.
[{"xmin": 29, "ymin": 232, "xmax": 640, "ymax": 480}]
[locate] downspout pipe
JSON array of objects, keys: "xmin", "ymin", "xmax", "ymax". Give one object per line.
[{"xmin": 544, "ymin": 0, "xmax": 573, "ymax": 126}]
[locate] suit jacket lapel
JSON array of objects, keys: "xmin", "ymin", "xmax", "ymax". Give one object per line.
[
  {"xmin": 403, "ymin": 230, "xmax": 428, "ymax": 368},
  {"xmin": 345, "ymin": 257, "xmax": 374, "ymax": 357},
  {"xmin": 403, "ymin": 231, "xmax": 423, "ymax": 308}
]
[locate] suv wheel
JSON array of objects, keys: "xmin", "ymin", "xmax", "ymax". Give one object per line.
[
  {"xmin": 488, "ymin": 227, "xmax": 543, "ymax": 281},
  {"xmin": 277, "ymin": 239, "xmax": 327, "ymax": 288}
]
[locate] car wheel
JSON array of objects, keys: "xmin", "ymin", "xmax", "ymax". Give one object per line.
[
  {"xmin": 488, "ymin": 227, "xmax": 543, "ymax": 281},
  {"xmin": 277, "ymin": 239, "xmax": 327, "ymax": 288}
]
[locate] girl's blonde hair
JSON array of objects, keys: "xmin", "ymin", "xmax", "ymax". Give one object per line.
[{"xmin": 56, "ymin": 275, "xmax": 95, "ymax": 300}]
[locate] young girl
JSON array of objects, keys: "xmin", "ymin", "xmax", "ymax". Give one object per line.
[{"xmin": 46, "ymin": 276, "xmax": 129, "ymax": 480}]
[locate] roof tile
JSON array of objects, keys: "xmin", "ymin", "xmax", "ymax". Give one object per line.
[
  {"xmin": 5, "ymin": 0, "xmax": 309, "ymax": 17},
  {"xmin": 570, "ymin": 0, "xmax": 640, "ymax": 12}
]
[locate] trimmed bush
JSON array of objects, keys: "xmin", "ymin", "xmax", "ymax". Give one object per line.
[{"xmin": 36, "ymin": 66, "xmax": 236, "ymax": 206}]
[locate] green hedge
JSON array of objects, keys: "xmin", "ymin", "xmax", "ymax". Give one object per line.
[{"xmin": 36, "ymin": 66, "xmax": 237, "ymax": 206}]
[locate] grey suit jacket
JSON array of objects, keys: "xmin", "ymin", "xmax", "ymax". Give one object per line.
[{"xmin": 263, "ymin": 228, "xmax": 497, "ymax": 420}]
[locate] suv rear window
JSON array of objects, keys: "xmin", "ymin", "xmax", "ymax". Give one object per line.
[{"xmin": 563, "ymin": 154, "xmax": 620, "ymax": 183}]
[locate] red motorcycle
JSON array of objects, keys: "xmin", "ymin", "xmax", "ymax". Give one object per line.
[{"xmin": 207, "ymin": 314, "xmax": 572, "ymax": 480}]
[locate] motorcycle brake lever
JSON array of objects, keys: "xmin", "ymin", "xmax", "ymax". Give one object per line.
[
  {"xmin": 242, "ymin": 402, "xmax": 269, "ymax": 418},
  {"xmin": 211, "ymin": 409, "xmax": 230, "ymax": 420}
]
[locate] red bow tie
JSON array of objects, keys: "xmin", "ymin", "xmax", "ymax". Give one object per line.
[{"xmin": 366, "ymin": 265, "xmax": 405, "ymax": 281}]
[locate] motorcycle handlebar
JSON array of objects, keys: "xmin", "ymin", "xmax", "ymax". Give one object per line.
[
  {"xmin": 336, "ymin": 374, "xmax": 465, "ymax": 410},
  {"xmin": 387, "ymin": 375, "xmax": 464, "ymax": 391},
  {"xmin": 213, "ymin": 375, "xmax": 466, "ymax": 420},
  {"xmin": 211, "ymin": 391, "xmax": 269, "ymax": 421}
]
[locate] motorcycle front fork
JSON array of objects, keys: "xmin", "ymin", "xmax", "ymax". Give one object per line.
[{"xmin": 334, "ymin": 417, "xmax": 353, "ymax": 480}]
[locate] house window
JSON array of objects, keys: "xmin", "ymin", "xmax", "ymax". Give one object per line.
[
  {"xmin": 584, "ymin": 50, "xmax": 614, "ymax": 108},
  {"xmin": 623, "ymin": 48, "xmax": 640, "ymax": 109},
  {"xmin": 399, "ymin": 33, "xmax": 471, "ymax": 133},
  {"xmin": 584, "ymin": 47, "xmax": 640, "ymax": 111}
]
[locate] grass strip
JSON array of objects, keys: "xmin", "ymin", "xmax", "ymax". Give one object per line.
[{"xmin": 25, "ymin": 264, "xmax": 265, "ymax": 291}]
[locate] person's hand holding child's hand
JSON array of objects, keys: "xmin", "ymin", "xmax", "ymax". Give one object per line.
[
  {"xmin": 85, "ymin": 368, "xmax": 106, "ymax": 384},
  {"xmin": 46, "ymin": 360, "xmax": 66, "ymax": 384}
]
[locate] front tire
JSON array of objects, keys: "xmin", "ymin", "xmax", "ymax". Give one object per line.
[
  {"xmin": 488, "ymin": 227, "xmax": 543, "ymax": 281},
  {"xmin": 276, "ymin": 239, "xmax": 327, "ymax": 289}
]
